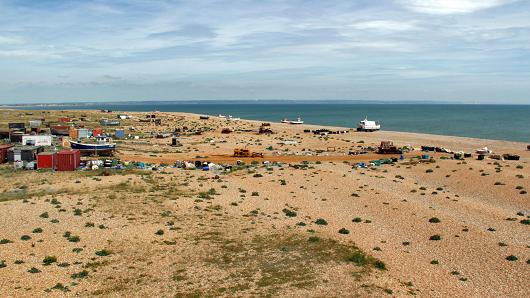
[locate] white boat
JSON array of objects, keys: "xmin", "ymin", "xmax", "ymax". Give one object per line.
[
  {"xmin": 226, "ymin": 115, "xmax": 240, "ymax": 121},
  {"xmin": 357, "ymin": 117, "xmax": 380, "ymax": 132},
  {"xmin": 281, "ymin": 116, "xmax": 304, "ymax": 124},
  {"xmin": 290, "ymin": 117, "xmax": 304, "ymax": 124},
  {"xmin": 476, "ymin": 147, "xmax": 492, "ymax": 155},
  {"xmin": 218, "ymin": 114, "xmax": 227, "ymax": 119}
]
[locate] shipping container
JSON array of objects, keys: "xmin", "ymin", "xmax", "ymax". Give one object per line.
[
  {"xmin": 37, "ymin": 152, "xmax": 57, "ymax": 169},
  {"xmin": 69, "ymin": 127, "xmax": 79, "ymax": 139},
  {"xmin": 57, "ymin": 149, "xmax": 80, "ymax": 171},
  {"xmin": 22, "ymin": 135, "xmax": 52, "ymax": 146},
  {"xmin": 115, "ymin": 129, "xmax": 125, "ymax": 138},
  {"xmin": 59, "ymin": 117, "xmax": 71, "ymax": 123},
  {"xmin": 92, "ymin": 127, "xmax": 103, "ymax": 137},
  {"xmin": 0, "ymin": 144, "xmax": 12, "ymax": 164}
]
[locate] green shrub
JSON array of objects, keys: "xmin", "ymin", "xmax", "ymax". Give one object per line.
[
  {"xmin": 42, "ymin": 256, "xmax": 57, "ymax": 266},
  {"xmin": 338, "ymin": 228, "xmax": 350, "ymax": 235},
  {"xmin": 71, "ymin": 270, "xmax": 89, "ymax": 279},
  {"xmin": 429, "ymin": 234, "xmax": 442, "ymax": 241},
  {"xmin": 315, "ymin": 218, "xmax": 328, "ymax": 225},
  {"xmin": 429, "ymin": 217, "xmax": 441, "ymax": 223},
  {"xmin": 20, "ymin": 235, "xmax": 31, "ymax": 241},
  {"xmin": 155, "ymin": 229, "xmax": 164, "ymax": 235},
  {"xmin": 95, "ymin": 249, "xmax": 111, "ymax": 257},
  {"xmin": 282, "ymin": 209, "xmax": 297, "ymax": 217},
  {"xmin": 32, "ymin": 228, "xmax": 43, "ymax": 233}
]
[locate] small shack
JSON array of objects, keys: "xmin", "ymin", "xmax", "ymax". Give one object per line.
[
  {"xmin": 78, "ymin": 128, "xmax": 90, "ymax": 138},
  {"xmin": 115, "ymin": 129, "xmax": 125, "ymax": 138},
  {"xmin": 7, "ymin": 146, "xmax": 44, "ymax": 162},
  {"xmin": 51, "ymin": 125, "xmax": 70, "ymax": 136},
  {"xmin": 0, "ymin": 144, "xmax": 13, "ymax": 164},
  {"xmin": 8, "ymin": 123, "xmax": 25, "ymax": 130},
  {"xmin": 92, "ymin": 127, "xmax": 103, "ymax": 137},
  {"xmin": 22, "ymin": 135, "xmax": 52, "ymax": 146}
]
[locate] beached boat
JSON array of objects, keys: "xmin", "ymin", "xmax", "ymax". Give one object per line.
[
  {"xmin": 476, "ymin": 147, "xmax": 492, "ymax": 155},
  {"xmin": 281, "ymin": 117, "xmax": 304, "ymax": 124},
  {"xmin": 100, "ymin": 118, "xmax": 120, "ymax": 126},
  {"xmin": 70, "ymin": 137, "xmax": 116, "ymax": 156},
  {"xmin": 290, "ymin": 117, "xmax": 304, "ymax": 124},
  {"xmin": 226, "ymin": 115, "xmax": 240, "ymax": 121},
  {"xmin": 357, "ymin": 117, "xmax": 380, "ymax": 132}
]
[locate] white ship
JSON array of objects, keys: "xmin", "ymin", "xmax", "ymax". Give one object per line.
[
  {"xmin": 281, "ymin": 116, "xmax": 304, "ymax": 124},
  {"xmin": 357, "ymin": 117, "xmax": 381, "ymax": 132}
]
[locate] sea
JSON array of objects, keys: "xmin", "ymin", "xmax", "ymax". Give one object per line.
[{"xmin": 18, "ymin": 102, "xmax": 530, "ymax": 143}]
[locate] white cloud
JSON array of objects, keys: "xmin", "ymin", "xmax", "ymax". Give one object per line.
[
  {"xmin": 350, "ymin": 20, "xmax": 419, "ymax": 32},
  {"xmin": 398, "ymin": 0, "xmax": 515, "ymax": 15},
  {"xmin": 0, "ymin": 35, "xmax": 23, "ymax": 45}
]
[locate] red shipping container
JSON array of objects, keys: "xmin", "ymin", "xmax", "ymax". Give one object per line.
[
  {"xmin": 37, "ymin": 152, "xmax": 57, "ymax": 169},
  {"xmin": 0, "ymin": 144, "xmax": 13, "ymax": 164},
  {"xmin": 57, "ymin": 150, "xmax": 81, "ymax": 171},
  {"xmin": 92, "ymin": 127, "xmax": 103, "ymax": 137},
  {"xmin": 59, "ymin": 117, "xmax": 71, "ymax": 123}
]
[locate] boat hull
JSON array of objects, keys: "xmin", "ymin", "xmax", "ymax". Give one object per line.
[{"xmin": 70, "ymin": 141, "xmax": 116, "ymax": 156}]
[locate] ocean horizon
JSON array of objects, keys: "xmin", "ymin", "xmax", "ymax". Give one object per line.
[{"xmin": 13, "ymin": 101, "xmax": 530, "ymax": 143}]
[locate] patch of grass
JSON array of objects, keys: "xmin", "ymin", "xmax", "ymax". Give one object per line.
[
  {"xmin": 71, "ymin": 270, "xmax": 89, "ymax": 279},
  {"xmin": 42, "ymin": 256, "xmax": 57, "ymax": 266},
  {"xmin": 429, "ymin": 234, "xmax": 442, "ymax": 241},
  {"xmin": 95, "ymin": 249, "xmax": 111, "ymax": 257},
  {"xmin": 28, "ymin": 267, "xmax": 41, "ymax": 273},
  {"xmin": 282, "ymin": 208, "xmax": 297, "ymax": 217},
  {"xmin": 67, "ymin": 235, "xmax": 80, "ymax": 243}
]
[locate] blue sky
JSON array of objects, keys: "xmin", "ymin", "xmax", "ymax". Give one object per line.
[{"xmin": 0, "ymin": 0, "xmax": 529, "ymax": 104}]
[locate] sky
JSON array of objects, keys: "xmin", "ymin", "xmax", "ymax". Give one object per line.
[{"xmin": 0, "ymin": 0, "xmax": 529, "ymax": 104}]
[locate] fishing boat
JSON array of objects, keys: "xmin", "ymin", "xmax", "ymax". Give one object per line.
[
  {"xmin": 281, "ymin": 116, "xmax": 304, "ymax": 124},
  {"xmin": 100, "ymin": 118, "xmax": 120, "ymax": 126},
  {"xmin": 357, "ymin": 117, "xmax": 381, "ymax": 132},
  {"xmin": 290, "ymin": 117, "xmax": 304, "ymax": 124},
  {"xmin": 70, "ymin": 136, "xmax": 116, "ymax": 156},
  {"xmin": 226, "ymin": 115, "xmax": 241, "ymax": 121},
  {"xmin": 476, "ymin": 147, "xmax": 492, "ymax": 155}
]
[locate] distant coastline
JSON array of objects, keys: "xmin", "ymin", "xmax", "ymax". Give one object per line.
[{"xmin": 3, "ymin": 102, "xmax": 529, "ymax": 142}]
